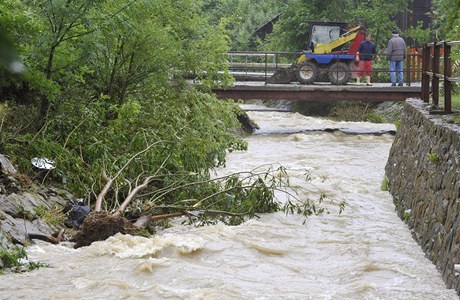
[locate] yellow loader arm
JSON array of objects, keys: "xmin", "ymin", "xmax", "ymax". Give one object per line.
[{"xmin": 313, "ymin": 25, "xmax": 361, "ymax": 54}]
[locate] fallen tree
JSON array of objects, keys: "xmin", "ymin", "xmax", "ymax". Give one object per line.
[{"xmin": 30, "ymin": 142, "xmax": 339, "ymax": 248}]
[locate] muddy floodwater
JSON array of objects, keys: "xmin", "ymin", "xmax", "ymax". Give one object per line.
[{"xmin": 0, "ymin": 104, "xmax": 458, "ymax": 299}]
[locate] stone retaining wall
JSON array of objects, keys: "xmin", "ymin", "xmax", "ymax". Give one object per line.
[{"xmin": 385, "ymin": 99, "xmax": 460, "ymax": 293}]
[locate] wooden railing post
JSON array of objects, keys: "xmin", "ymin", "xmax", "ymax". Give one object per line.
[
  {"xmin": 405, "ymin": 48, "xmax": 410, "ymax": 85},
  {"xmin": 414, "ymin": 49, "xmax": 417, "ymax": 82},
  {"xmin": 421, "ymin": 45, "xmax": 430, "ymax": 103},
  {"xmin": 444, "ymin": 41, "xmax": 452, "ymax": 113},
  {"xmin": 432, "ymin": 43, "xmax": 441, "ymax": 107},
  {"xmin": 417, "ymin": 48, "xmax": 422, "ymax": 81},
  {"xmin": 264, "ymin": 52, "xmax": 268, "ymax": 85}
]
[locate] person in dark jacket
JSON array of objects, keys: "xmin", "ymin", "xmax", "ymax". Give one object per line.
[
  {"xmin": 355, "ymin": 34, "xmax": 380, "ymax": 86},
  {"xmin": 387, "ymin": 29, "xmax": 407, "ymax": 86}
]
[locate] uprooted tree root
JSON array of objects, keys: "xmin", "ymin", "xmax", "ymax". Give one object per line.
[{"xmin": 73, "ymin": 212, "xmax": 138, "ymax": 249}]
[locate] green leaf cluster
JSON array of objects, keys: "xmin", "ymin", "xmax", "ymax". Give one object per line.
[
  {"xmin": 0, "ymin": 0, "xmax": 245, "ymax": 210},
  {"xmin": 201, "ymin": 0, "xmax": 459, "ymax": 52},
  {"xmin": 262, "ymin": 0, "xmax": 407, "ymax": 51},
  {"xmin": 0, "ymin": 245, "xmax": 48, "ymax": 273},
  {"xmin": 202, "ymin": 0, "xmax": 288, "ymax": 50}
]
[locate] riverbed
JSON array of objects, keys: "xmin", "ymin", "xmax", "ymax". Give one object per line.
[{"xmin": 0, "ymin": 104, "xmax": 457, "ymax": 299}]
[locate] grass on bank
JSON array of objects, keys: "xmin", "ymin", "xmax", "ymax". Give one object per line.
[
  {"xmin": 437, "ymin": 93, "xmax": 460, "ymax": 125},
  {"xmin": 453, "ymin": 93, "xmax": 460, "ymax": 110},
  {"xmin": 450, "ymin": 93, "xmax": 460, "ymax": 124}
]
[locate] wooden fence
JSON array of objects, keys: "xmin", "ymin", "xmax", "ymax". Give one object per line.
[{"xmin": 422, "ymin": 41, "xmax": 460, "ymax": 113}]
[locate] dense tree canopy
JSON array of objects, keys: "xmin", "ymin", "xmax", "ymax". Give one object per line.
[
  {"xmin": 432, "ymin": 0, "xmax": 460, "ymax": 41},
  {"xmin": 203, "ymin": 0, "xmax": 459, "ymax": 52},
  {"xmin": 0, "ymin": 0, "xmax": 242, "ymax": 207},
  {"xmin": 255, "ymin": 0, "xmax": 407, "ymax": 51},
  {"xmin": 202, "ymin": 0, "xmax": 288, "ymax": 50}
]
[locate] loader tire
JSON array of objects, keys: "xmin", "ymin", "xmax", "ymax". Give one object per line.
[
  {"xmin": 328, "ymin": 62, "xmax": 351, "ymax": 85},
  {"xmin": 296, "ymin": 62, "xmax": 317, "ymax": 84}
]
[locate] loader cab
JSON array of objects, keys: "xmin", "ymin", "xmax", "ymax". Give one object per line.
[{"xmin": 307, "ymin": 21, "xmax": 349, "ymax": 53}]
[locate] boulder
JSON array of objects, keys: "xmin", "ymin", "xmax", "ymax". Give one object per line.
[{"xmin": 0, "ymin": 154, "xmax": 16, "ymax": 175}]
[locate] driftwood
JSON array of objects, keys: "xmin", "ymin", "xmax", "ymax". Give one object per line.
[
  {"xmin": 28, "ymin": 229, "xmax": 65, "ymax": 245},
  {"xmin": 132, "ymin": 212, "xmax": 185, "ymax": 228}
]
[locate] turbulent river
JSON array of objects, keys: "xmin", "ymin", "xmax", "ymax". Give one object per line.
[{"xmin": 1, "ymin": 104, "xmax": 458, "ymax": 299}]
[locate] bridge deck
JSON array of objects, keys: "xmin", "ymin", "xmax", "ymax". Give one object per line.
[{"xmin": 213, "ymin": 82, "xmax": 422, "ymax": 101}]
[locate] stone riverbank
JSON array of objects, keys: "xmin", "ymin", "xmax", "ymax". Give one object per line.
[{"xmin": 385, "ymin": 99, "xmax": 460, "ymax": 294}]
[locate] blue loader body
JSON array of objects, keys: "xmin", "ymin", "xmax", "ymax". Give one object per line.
[{"xmin": 303, "ymin": 52, "xmax": 355, "ymax": 65}]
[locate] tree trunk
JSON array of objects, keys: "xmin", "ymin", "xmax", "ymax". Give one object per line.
[{"xmin": 39, "ymin": 45, "xmax": 56, "ymax": 118}]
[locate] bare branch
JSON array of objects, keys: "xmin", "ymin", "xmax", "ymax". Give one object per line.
[
  {"xmin": 132, "ymin": 212, "xmax": 184, "ymax": 228},
  {"xmin": 94, "ymin": 141, "xmax": 163, "ymax": 212},
  {"xmin": 63, "ymin": 117, "xmax": 88, "ymax": 149},
  {"xmin": 95, "ymin": 169, "xmax": 113, "ymax": 212},
  {"xmin": 114, "ymin": 176, "xmax": 155, "ymax": 216}
]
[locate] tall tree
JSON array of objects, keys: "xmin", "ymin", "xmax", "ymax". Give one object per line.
[
  {"xmin": 81, "ymin": 0, "xmax": 233, "ymax": 103},
  {"xmin": 23, "ymin": 0, "xmax": 100, "ymax": 117},
  {"xmin": 0, "ymin": 0, "xmax": 245, "ymax": 204},
  {"xmin": 202, "ymin": 0, "xmax": 288, "ymax": 50},
  {"xmin": 431, "ymin": 0, "xmax": 460, "ymax": 41},
  {"xmin": 264, "ymin": 0, "xmax": 406, "ymax": 51}
]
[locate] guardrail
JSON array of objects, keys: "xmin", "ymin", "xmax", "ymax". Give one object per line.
[
  {"xmin": 227, "ymin": 51, "xmax": 297, "ymax": 82},
  {"xmin": 422, "ymin": 41, "xmax": 460, "ymax": 114},
  {"xmin": 228, "ymin": 49, "xmax": 423, "ymax": 85}
]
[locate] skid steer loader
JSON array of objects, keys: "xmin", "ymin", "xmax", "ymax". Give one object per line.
[{"xmin": 267, "ymin": 21, "xmax": 365, "ymax": 85}]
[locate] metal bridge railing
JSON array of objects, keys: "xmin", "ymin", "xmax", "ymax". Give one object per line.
[
  {"xmin": 422, "ymin": 41, "xmax": 460, "ymax": 114},
  {"xmin": 228, "ymin": 49, "xmax": 423, "ymax": 86},
  {"xmin": 227, "ymin": 51, "xmax": 299, "ymax": 82}
]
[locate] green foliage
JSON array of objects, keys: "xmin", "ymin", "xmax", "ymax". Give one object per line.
[
  {"xmin": 140, "ymin": 165, "xmax": 336, "ymax": 228},
  {"xmin": 431, "ymin": 0, "xmax": 460, "ymax": 41},
  {"xmin": 2, "ymin": 88, "xmax": 246, "ymax": 203},
  {"xmin": 35, "ymin": 205, "xmax": 66, "ymax": 226},
  {"xmin": 260, "ymin": 0, "xmax": 406, "ymax": 52},
  {"xmin": 371, "ymin": 59, "xmax": 391, "ymax": 83},
  {"xmin": 406, "ymin": 21, "xmax": 431, "ymax": 46},
  {"xmin": 202, "ymin": 0, "xmax": 287, "ymax": 50},
  {"xmin": 381, "ymin": 175, "xmax": 388, "ymax": 191},
  {"xmin": 427, "ymin": 152, "xmax": 441, "ymax": 164},
  {"xmin": 329, "ymin": 101, "xmax": 370, "ymax": 121},
  {"xmin": 0, "ymin": 246, "xmax": 27, "ymax": 269},
  {"xmin": 349, "ymin": 0, "xmax": 406, "ymax": 49},
  {"xmin": 0, "ymin": 0, "xmax": 348, "ymax": 228},
  {"xmin": 0, "ymin": 246, "xmax": 48, "ymax": 273},
  {"xmin": 453, "ymin": 92, "xmax": 460, "ymax": 110},
  {"xmin": 0, "ymin": 0, "xmax": 246, "ymax": 205},
  {"xmin": 364, "ymin": 111, "xmax": 386, "ymax": 123},
  {"xmin": 403, "ymin": 209, "xmax": 411, "ymax": 221}
]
